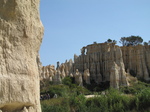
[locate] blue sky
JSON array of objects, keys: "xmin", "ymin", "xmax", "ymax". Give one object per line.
[{"xmin": 39, "ymin": 0, "xmax": 150, "ymax": 66}]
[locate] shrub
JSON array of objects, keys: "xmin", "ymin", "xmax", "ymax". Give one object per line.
[
  {"xmin": 69, "ymin": 94, "xmax": 87, "ymax": 112},
  {"xmin": 135, "ymin": 88, "xmax": 150, "ymax": 111},
  {"xmin": 47, "ymin": 85, "xmax": 69, "ymax": 97},
  {"xmin": 62, "ymin": 76, "xmax": 73, "ymax": 87},
  {"xmin": 120, "ymin": 86, "xmax": 137, "ymax": 94},
  {"xmin": 41, "ymin": 98, "xmax": 70, "ymax": 112}
]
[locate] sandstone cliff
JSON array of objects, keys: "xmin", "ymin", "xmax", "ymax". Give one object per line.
[
  {"xmin": 121, "ymin": 45, "xmax": 150, "ymax": 81},
  {"xmin": 40, "ymin": 43, "xmax": 129, "ymax": 89},
  {"xmin": 40, "ymin": 43, "xmax": 150, "ymax": 89},
  {"xmin": 0, "ymin": 0, "xmax": 43, "ymax": 112},
  {"xmin": 73, "ymin": 43, "xmax": 129, "ymax": 88}
]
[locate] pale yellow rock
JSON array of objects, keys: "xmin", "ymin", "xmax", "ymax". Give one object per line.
[
  {"xmin": 74, "ymin": 69, "xmax": 83, "ymax": 86},
  {"xmin": 0, "ymin": 0, "xmax": 43, "ymax": 112},
  {"xmin": 83, "ymin": 69, "xmax": 90, "ymax": 84},
  {"xmin": 73, "ymin": 43, "xmax": 129, "ymax": 87},
  {"xmin": 53, "ymin": 70, "xmax": 62, "ymax": 84},
  {"xmin": 40, "ymin": 43, "xmax": 129, "ymax": 88},
  {"xmin": 21, "ymin": 107, "xmax": 28, "ymax": 112},
  {"xmin": 41, "ymin": 43, "xmax": 150, "ymax": 88},
  {"xmin": 110, "ymin": 62, "xmax": 129, "ymax": 89}
]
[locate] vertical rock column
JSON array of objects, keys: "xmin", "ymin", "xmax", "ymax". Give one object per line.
[
  {"xmin": 0, "ymin": 0, "xmax": 43, "ymax": 112},
  {"xmin": 121, "ymin": 45, "xmax": 150, "ymax": 81}
]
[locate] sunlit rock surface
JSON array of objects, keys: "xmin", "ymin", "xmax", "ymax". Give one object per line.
[{"xmin": 0, "ymin": 0, "xmax": 43, "ymax": 111}]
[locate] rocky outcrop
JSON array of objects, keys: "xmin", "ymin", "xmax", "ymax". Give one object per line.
[
  {"xmin": 40, "ymin": 43, "xmax": 150, "ymax": 88},
  {"xmin": 83, "ymin": 69, "xmax": 90, "ymax": 84},
  {"xmin": 0, "ymin": 0, "xmax": 43, "ymax": 112},
  {"xmin": 73, "ymin": 43, "xmax": 129, "ymax": 88},
  {"xmin": 40, "ymin": 43, "xmax": 129, "ymax": 88},
  {"xmin": 110, "ymin": 62, "xmax": 129, "ymax": 89},
  {"xmin": 40, "ymin": 65, "xmax": 55, "ymax": 81},
  {"xmin": 74, "ymin": 69, "xmax": 83, "ymax": 86},
  {"xmin": 121, "ymin": 45, "xmax": 150, "ymax": 81}
]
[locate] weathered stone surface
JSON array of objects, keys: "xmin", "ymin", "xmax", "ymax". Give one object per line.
[
  {"xmin": 74, "ymin": 69, "xmax": 83, "ymax": 86},
  {"xmin": 121, "ymin": 45, "xmax": 150, "ymax": 81},
  {"xmin": 0, "ymin": 0, "xmax": 43, "ymax": 112},
  {"xmin": 40, "ymin": 43, "xmax": 150, "ymax": 88},
  {"xmin": 73, "ymin": 43, "xmax": 129, "ymax": 88},
  {"xmin": 40, "ymin": 43, "xmax": 129, "ymax": 88},
  {"xmin": 83, "ymin": 69, "xmax": 90, "ymax": 84},
  {"xmin": 53, "ymin": 70, "xmax": 62, "ymax": 85},
  {"xmin": 110, "ymin": 62, "xmax": 129, "ymax": 89}
]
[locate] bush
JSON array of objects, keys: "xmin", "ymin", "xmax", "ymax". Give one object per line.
[
  {"xmin": 45, "ymin": 85, "xmax": 69, "ymax": 97},
  {"xmin": 135, "ymin": 88, "xmax": 150, "ymax": 111},
  {"xmin": 72, "ymin": 86, "xmax": 91, "ymax": 95},
  {"xmin": 41, "ymin": 98, "xmax": 70, "ymax": 112},
  {"xmin": 107, "ymin": 88, "xmax": 132, "ymax": 112},
  {"xmin": 41, "ymin": 80, "xmax": 150, "ymax": 112},
  {"xmin": 69, "ymin": 94, "xmax": 87, "ymax": 112},
  {"xmin": 86, "ymin": 88, "xmax": 133, "ymax": 112},
  {"xmin": 120, "ymin": 86, "xmax": 137, "ymax": 94},
  {"xmin": 62, "ymin": 76, "xmax": 73, "ymax": 87}
]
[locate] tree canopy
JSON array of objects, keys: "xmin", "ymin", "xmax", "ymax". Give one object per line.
[
  {"xmin": 105, "ymin": 39, "xmax": 117, "ymax": 44},
  {"xmin": 143, "ymin": 40, "xmax": 150, "ymax": 46},
  {"xmin": 119, "ymin": 36, "xmax": 143, "ymax": 46}
]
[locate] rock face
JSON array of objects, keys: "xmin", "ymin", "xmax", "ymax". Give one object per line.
[
  {"xmin": 83, "ymin": 69, "xmax": 90, "ymax": 84},
  {"xmin": 74, "ymin": 69, "xmax": 83, "ymax": 86},
  {"xmin": 40, "ymin": 43, "xmax": 129, "ymax": 88},
  {"xmin": 121, "ymin": 45, "xmax": 150, "ymax": 81},
  {"xmin": 0, "ymin": 0, "xmax": 43, "ymax": 112},
  {"xmin": 40, "ymin": 43, "xmax": 150, "ymax": 88},
  {"xmin": 73, "ymin": 43, "xmax": 129, "ymax": 88},
  {"xmin": 110, "ymin": 62, "xmax": 129, "ymax": 89}
]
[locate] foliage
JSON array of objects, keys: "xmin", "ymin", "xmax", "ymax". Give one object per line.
[
  {"xmin": 41, "ymin": 77, "xmax": 150, "ymax": 112},
  {"xmin": 72, "ymin": 86, "xmax": 91, "ymax": 95},
  {"xmin": 119, "ymin": 35, "xmax": 143, "ymax": 46},
  {"xmin": 85, "ymin": 88, "xmax": 134, "ymax": 112},
  {"xmin": 41, "ymin": 98, "xmax": 70, "ymax": 112},
  {"xmin": 84, "ymin": 81, "xmax": 110, "ymax": 92},
  {"xmin": 93, "ymin": 41, "xmax": 97, "ymax": 44},
  {"xmin": 143, "ymin": 40, "xmax": 150, "ymax": 46},
  {"xmin": 105, "ymin": 39, "xmax": 117, "ymax": 44},
  {"xmin": 107, "ymin": 88, "xmax": 132, "ymax": 112},
  {"xmin": 69, "ymin": 94, "xmax": 87, "ymax": 112},
  {"xmin": 41, "ymin": 85, "xmax": 150, "ymax": 112},
  {"xmin": 120, "ymin": 81, "xmax": 150, "ymax": 94},
  {"xmin": 41, "ymin": 84, "xmax": 69, "ymax": 97},
  {"xmin": 144, "ymin": 41, "xmax": 148, "ymax": 46},
  {"xmin": 62, "ymin": 76, "xmax": 73, "ymax": 87},
  {"xmin": 135, "ymin": 88, "xmax": 150, "ymax": 111}
]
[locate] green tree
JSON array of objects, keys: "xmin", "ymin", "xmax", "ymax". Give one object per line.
[
  {"xmin": 107, "ymin": 39, "xmax": 112, "ymax": 43},
  {"xmin": 119, "ymin": 36, "xmax": 143, "ymax": 46},
  {"xmin": 119, "ymin": 37, "xmax": 127, "ymax": 46},
  {"xmin": 105, "ymin": 39, "xmax": 117, "ymax": 44},
  {"xmin": 143, "ymin": 42, "xmax": 148, "ymax": 46}
]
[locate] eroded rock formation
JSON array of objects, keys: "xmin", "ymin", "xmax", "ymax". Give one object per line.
[
  {"xmin": 83, "ymin": 69, "xmax": 90, "ymax": 84},
  {"xmin": 73, "ymin": 43, "xmax": 129, "ymax": 88},
  {"xmin": 121, "ymin": 45, "xmax": 150, "ymax": 81},
  {"xmin": 40, "ymin": 43, "xmax": 130, "ymax": 88},
  {"xmin": 0, "ymin": 0, "xmax": 43, "ymax": 112},
  {"xmin": 40, "ymin": 43, "xmax": 150, "ymax": 89},
  {"xmin": 74, "ymin": 69, "xmax": 83, "ymax": 86}
]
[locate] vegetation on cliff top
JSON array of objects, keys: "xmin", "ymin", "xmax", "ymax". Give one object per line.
[{"xmin": 105, "ymin": 35, "xmax": 150, "ymax": 46}]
